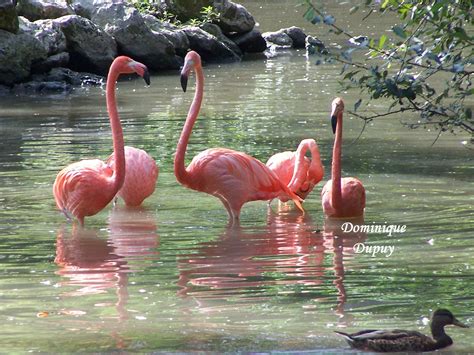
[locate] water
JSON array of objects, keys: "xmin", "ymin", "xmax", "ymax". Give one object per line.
[{"xmin": 0, "ymin": 1, "xmax": 473, "ymax": 352}]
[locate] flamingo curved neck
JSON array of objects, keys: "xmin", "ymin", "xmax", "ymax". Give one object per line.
[
  {"xmin": 106, "ymin": 63, "xmax": 126, "ymax": 193},
  {"xmin": 331, "ymin": 112, "xmax": 343, "ymax": 211},
  {"xmin": 174, "ymin": 65, "xmax": 204, "ymax": 185},
  {"xmin": 288, "ymin": 139, "xmax": 321, "ymax": 192}
]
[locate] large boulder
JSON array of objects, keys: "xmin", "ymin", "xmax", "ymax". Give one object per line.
[
  {"xmin": 214, "ymin": 0, "xmax": 255, "ymax": 34},
  {"xmin": 19, "ymin": 17, "xmax": 66, "ymax": 55},
  {"xmin": 54, "ymin": 15, "xmax": 117, "ymax": 75},
  {"xmin": 0, "ymin": 0, "xmax": 19, "ymax": 33},
  {"xmin": 142, "ymin": 14, "xmax": 190, "ymax": 58},
  {"xmin": 91, "ymin": 2, "xmax": 181, "ymax": 70},
  {"xmin": 182, "ymin": 26, "xmax": 240, "ymax": 62},
  {"xmin": 17, "ymin": 0, "xmax": 73, "ymax": 21},
  {"xmin": 200, "ymin": 22, "xmax": 241, "ymax": 56},
  {"xmin": 0, "ymin": 29, "xmax": 47, "ymax": 85},
  {"xmin": 164, "ymin": 0, "xmax": 212, "ymax": 21},
  {"xmin": 228, "ymin": 28, "xmax": 266, "ymax": 53}
]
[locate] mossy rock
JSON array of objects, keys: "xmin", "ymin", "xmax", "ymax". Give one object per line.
[
  {"xmin": 165, "ymin": 0, "xmax": 213, "ymax": 21},
  {"xmin": 0, "ymin": 1, "xmax": 19, "ymax": 33}
]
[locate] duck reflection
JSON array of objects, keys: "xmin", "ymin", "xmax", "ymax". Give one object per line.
[
  {"xmin": 177, "ymin": 209, "xmax": 366, "ymax": 318},
  {"xmin": 54, "ymin": 206, "xmax": 159, "ymax": 321}
]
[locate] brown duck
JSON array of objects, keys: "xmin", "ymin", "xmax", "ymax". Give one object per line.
[{"xmin": 335, "ymin": 309, "xmax": 469, "ymax": 352}]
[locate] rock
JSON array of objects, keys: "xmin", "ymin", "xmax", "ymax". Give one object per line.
[
  {"xmin": 228, "ymin": 28, "xmax": 266, "ymax": 53},
  {"xmin": 164, "ymin": 0, "xmax": 212, "ymax": 21},
  {"xmin": 54, "ymin": 15, "xmax": 117, "ymax": 75},
  {"xmin": 142, "ymin": 14, "xmax": 189, "ymax": 57},
  {"xmin": 12, "ymin": 80, "xmax": 72, "ymax": 95},
  {"xmin": 40, "ymin": 67, "xmax": 104, "ymax": 86},
  {"xmin": 283, "ymin": 26, "xmax": 306, "ymax": 49},
  {"xmin": 200, "ymin": 22, "xmax": 241, "ymax": 57},
  {"xmin": 214, "ymin": 0, "xmax": 255, "ymax": 34},
  {"xmin": 0, "ymin": 84, "xmax": 11, "ymax": 95},
  {"xmin": 305, "ymin": 35, "xmax": 327, "ymax": 55},
  {"xmin": 31, "ymin": 51, "xmax": 69, "ymax": 74},
  {"xmin": 69, "ymin": 0, "xmax": 95, "ymax": 18},
  {"xmin": 182, "ymin": 26, "xmax": 241, "ymax": 62},
  {"xmin": 262, "ymin": 30, "xmax": 293, "ymax": 48},
  {"xmin": 17, "ymin": 0, "xmax": 73, "ymax": 21},
  {"xmin": 19, "ymin": 17, "xmax": 66, "ymax": 55},
  {"xmin": 0, "ymin": 29, "xmax": 47, "ymax": 85},
  {"xmin": 0, "ymin": 0, "xmax": 19, "ymax": 33},
  {"xmin": 91, "ymin": 2, "xmax": 181, "ymax": 70}
]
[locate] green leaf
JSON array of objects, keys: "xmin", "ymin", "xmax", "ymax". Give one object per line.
[
  {"xmin": 378, "ymin": 34, "xmax": 387, "ymax": 49},
  {"xmin": 392, "ymin": 25, "xmax": 407, "ymax": 38},
  {"xmin": 303, "ymin": 7, "xmax": 315, "ymax": 22}
]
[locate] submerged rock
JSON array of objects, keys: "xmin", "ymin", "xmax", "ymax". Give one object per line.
[
  {"xmin": 228, "ymin": 28, "xmax": 267, "ymax": 53},
  {"xmin": 283, "ymin": 26, "xmax": 306, "ymax": 49},
  {"xmin": 305, "ymin": 35, "xmax": 327, "ymax": 55},
  {"xmin": 262, "ymin": 30, "xmax": 293, "ymax": 48}
]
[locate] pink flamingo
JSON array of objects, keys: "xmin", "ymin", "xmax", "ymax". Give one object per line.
[
  {"xmin": 174, "ymin": 51, "xmax": 304, "ymax": 224},
  {"xmin": 107, "ymin": 146, "xmax": 158, "ymax": 207},
  {"xmin": 53, "ymin": 56, "xmax": 150, "ymax": 225},
  {"xmin": 321, "ymin": 97, "xmax": 365, "ymax": 218},
  {"xmin": 266, "ymin": 138, "xmax": 324, "ymax": 201}
]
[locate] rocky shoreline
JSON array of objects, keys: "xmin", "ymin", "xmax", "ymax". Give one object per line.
[{"xmin": 0, "ymin": 0, "xmax": 325, "ymax": 94}]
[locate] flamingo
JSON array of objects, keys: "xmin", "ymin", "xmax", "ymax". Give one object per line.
[
  {"xmin": 107, "ymin": 146, "xmax": 158, "ymax": 207},
  {"xmin": 174, "ymin": 51, "xmax": 304, "ymax": 225},
  {"xmin": 321, "ymin": 97, "xmax": 365, "ymax": 218},
  {"xmin": 266, "ymin": 138, "xmax": 324, "ymax": 202},
  {"xmin": 53, "ymin": 56, "xmax": 150, "ymax": 225}
]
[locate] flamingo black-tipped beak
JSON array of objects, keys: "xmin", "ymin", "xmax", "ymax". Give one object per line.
[
  {"xmin": 180, "ymin": 73, "xmax": 188, "ymax": 92},
  {"xmin": 453, "ymin": 317, "xmax": 469, "ymax": 328},
  {"xmin": 143, "ymin": 68, "xmax": 150, "ymax": 86},
  {"xmin": 331, "ymin": 115, "xmax": 337, "ymax": 134}
]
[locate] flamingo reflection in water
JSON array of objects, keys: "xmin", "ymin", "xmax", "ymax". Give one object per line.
[
  {"xmin": 177, "ymin": 209, "xmax": 366, "ymax": 319},
  {"xmin": 54, "ymin": 206, "xmax": 159, "ymax": 328}
]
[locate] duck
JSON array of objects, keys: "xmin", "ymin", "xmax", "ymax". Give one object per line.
[{"xmin": 335, "ymin": 309, "xmax": 469, "ymax": 352}]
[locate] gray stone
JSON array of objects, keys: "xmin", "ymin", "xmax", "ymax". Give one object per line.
[
  {"xmin": 0, "ymin": 0, "xmax": 19, "ymax": 33},
  {"xmin": 283, "ymin": 26, "xmax": 306, "ymax": 49},
  {"xmin": 183, "ymin": 26, "xmax": 241, "ymax": 62},
  {"xmin": 142, "ymin": 14, "xmax": 189, "ymax": 57},
  {"xmin": 200, "ymin": 22, "xmax": 241, "ymax": 57},
  {"xmin": 262, "ymin": 30, "xmax": 293, "ymax": 48},
  {"xmin": 19, "ymin": 17, "xmax": 66, "ymax": 55},
  {"xmin": 214, "ymin": 0, "xmax": 255, "ymax": 34},
  {"xmin": 31, "ymin": 51, "xmax": 69, "ymax": 73},
  {"xmin": 228, "ymin": 28, "xmax": 266, "ymax": 53},
  {"xmin": 91, "ymin": 2, "xmax": 181, "ymax": 70},
  {"xmin": 305, "ymin": 35, "xmax": 327, "ymax": 55},
  {"xmin": 12, "ymin": 80, "xmax": 72, "ymax": 94},
  {"xmin": 0, "ymin": 29, "xmax": 47, "ymax": 85},
  {"xmin": 164, "ymin": 0, "xmax": 212, "ymax": 21},
  {"xmin": 17, "ymin": 0, "xmax": 73, "ymax": 21},
  {"xmin": 54, "ymin": 15, "xmax": 117, "ymax": 75}
]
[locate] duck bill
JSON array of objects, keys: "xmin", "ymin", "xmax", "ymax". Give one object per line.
[
  {"xmin": 331, "ymin": 115, "xmax": 337, "ymax": 134},
  {"xmin": 453, "ymin": 318, "xmax": 469, "ymax": 328}
]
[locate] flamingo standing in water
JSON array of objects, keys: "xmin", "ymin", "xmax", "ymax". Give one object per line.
[
  {"xmin": 53, "ymin": 56, "xmax": 150, "ymax": 225},
  {"xmin": 266, "ymin": 138, "xmax": 324, "ymax": 202},
  {"xmin": 107, "ymin": 146, "xmax": 158, "ymax": 207},
  {"xmin": 174, "ymin": 51, "xmax": 304, "ymax": 224},
  {"xmin": 321, "ymin": 98, "xmax": 365, "ymax": 218}
]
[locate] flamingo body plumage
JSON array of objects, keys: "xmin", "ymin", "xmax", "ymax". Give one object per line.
[
  {"xmin": 108, "ymin": 146, "xmax": 158, "ymax": 207},
  {"xmin": 266, "ymin": 138, "xmax": 324, "ymax": 201},
  {"xmin": 53, "ymin": 56, "xmax": 150, "ymax": 225},
  {"xmin": 174, "ymin": 51, "xmax": 303, "ymax": 223},
  {"xmin": 321, "ymin": 98, "xmax": 365, "ymax": 218}
]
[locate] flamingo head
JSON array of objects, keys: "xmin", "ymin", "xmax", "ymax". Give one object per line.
[
  {"xmin": 330, "ymin": 97, "xmax": 344, "ymax": 134},
  {"xmin": 113, "ymin": 56, "xmax": 150, "ymax": 85},
  {"xmin": 180, "ymin": 51, "xmax": 202, "ymax": 92}
]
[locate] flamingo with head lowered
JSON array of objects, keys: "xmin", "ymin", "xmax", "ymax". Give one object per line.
[
  {"xmin": 53, "ymin": 56, "xmax": 150, "ymax": 225},
  {"xmin": 321, "ymin": 97, "xmax": 365, "ymax": 218},
  {"xmin": 266, "ymin": 138, "xmax": 324, "ymax": 202},
  {"xmin": 174, "ymin": 51, "xmax": 304, "ymax": 225}
]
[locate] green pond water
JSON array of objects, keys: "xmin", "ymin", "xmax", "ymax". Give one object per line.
[{"xmin": 0, "ymin": 1, "xmax": 473, "ymax": 353}]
